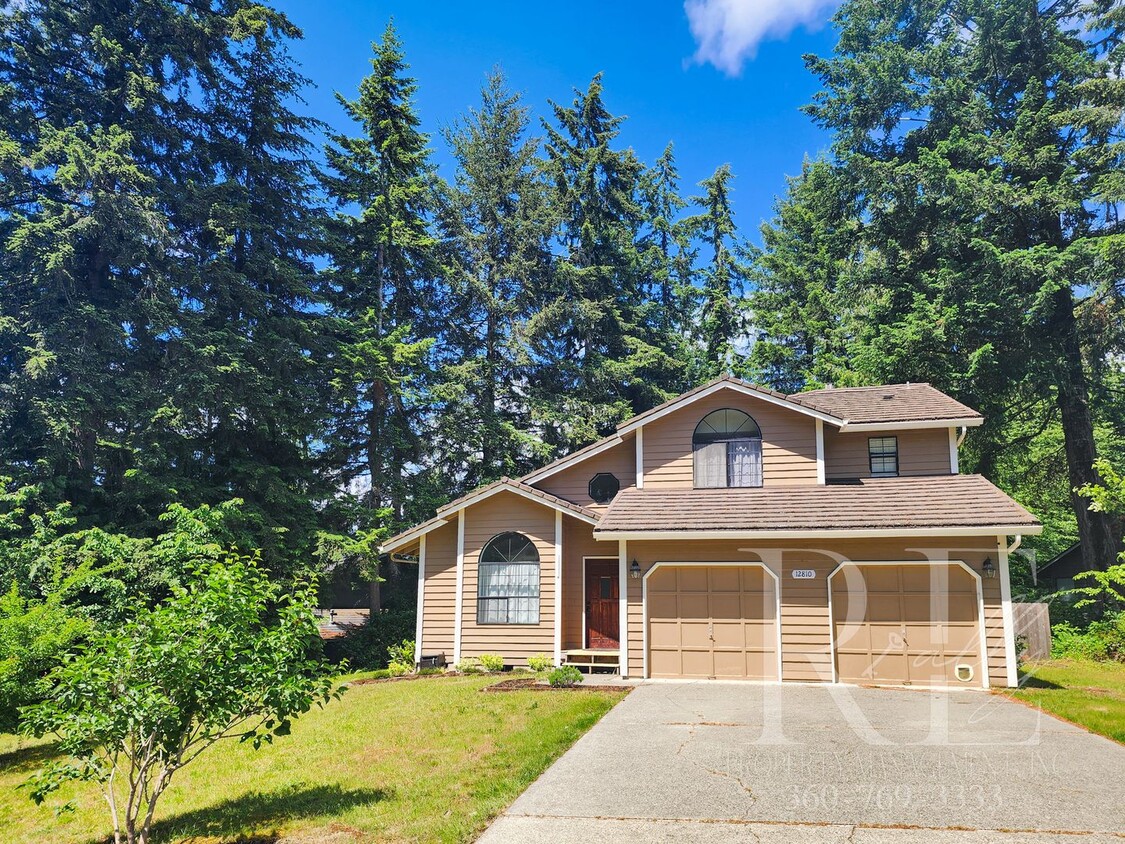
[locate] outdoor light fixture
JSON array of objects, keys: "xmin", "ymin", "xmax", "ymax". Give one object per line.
[
  {"xmin": 982, "ymin": 557, "xmax": 996, "ymax": 579},
  {"xmin": 630, "ymin": 558, "xmax": 641, "ymax": 579}
]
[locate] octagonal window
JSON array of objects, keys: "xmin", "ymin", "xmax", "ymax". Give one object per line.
[{"xmin": 588, "ymin": 472, "xmax": 621, "ymax": 504}]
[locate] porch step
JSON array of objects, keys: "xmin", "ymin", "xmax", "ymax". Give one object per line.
[{"xmin": 562, "ymin": 649, "xmax": 620, "ymax": 673}]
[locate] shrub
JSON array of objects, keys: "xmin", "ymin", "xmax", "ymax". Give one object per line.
[
  {"xmin": 456, "ymin": 656, "xmax": 483, "ymax": 673},
  {"xmin": 387, "ymin": 661, "xmax": 411, "ymax": 677},
  {"xmin": 327, "ymin": 609, "xmax": 414, "ymax": 670},
  {"xmin": 547, "ymin": 665, "xmax": 584, "ymax": 687},
  {"xmin": 527, "ymin": 653, "xmax": 554, "ymax": 673},
  {"xmin": 1051, "ymin": 613, "xmax": 1125, "ymax": 662},
  {"xmin": 21, "ymin": 554, "xmax": 338, "ymax": 844},
  {"xmin": 386, "ymin": 638, "xmax": 415, "ymax": 668},
  {"xmin": 479, "ymin": 653, "xmax": 504, "ymax": 672}
]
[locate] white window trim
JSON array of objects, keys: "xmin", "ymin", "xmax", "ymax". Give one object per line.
[
  {"xmin": 641, "ymin": 561, "xmax": 783, "ymax": 682},
  {"xmin": 868, "ymin": 435, "xmax": 899, "ymax": 478},
  {"xmin": 824, "ymin": 559, "xmax": 989, "ymax": 690},
  {"xmin": 475, "ymin": 534, "xmax": 542, "ymax": 626},
  {"xmin": 413, "ymin": 534, "xmax": 426, "ymax": 666}
]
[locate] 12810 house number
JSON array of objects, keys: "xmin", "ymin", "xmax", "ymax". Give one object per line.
[{"xmin": 791, "ymin": 569, "xmax": 816, "ymax": 579}]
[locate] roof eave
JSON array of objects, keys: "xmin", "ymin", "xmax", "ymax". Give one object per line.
[
  {"xmin": 839, "ymin": 417, "xmax": 984, "ymax": 432},
  {"xmin": 591, "ymin": 525, "xmax": 1042, "ymax": 541}
]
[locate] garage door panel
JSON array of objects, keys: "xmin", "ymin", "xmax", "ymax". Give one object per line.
[
  {"xmin": 743, "ymin": 621, "xmax": 775, "ymax": 649},
  {"xmin": 645, "ymin": 565, "xmax": 778, "ymax": 680},
  {"xmin": 831, "ymin": 564, "xmax": 983, "ymax": 688},
  {"xmin": 680, "ymin": 621, "xmax": 712, "ymax": 647},
  {"xmin": 710, "ymin": 594, "xmax": 741, "ymax": 619},
  {"xmin": 679, "ymin": 595, "xmax": 709, "ymax": 618},
  {"xmin": 649, "ymin": 595, "xmax": 678, "ymax": 620},
  {"xmin": 649, "ymin": 620, "xmax": 680, "ymax": 648},
  {"xmin": 678, "ymin": 567, "xmax": 709, "ymax": 591},
  {"xmin": 710, "ymin": 567, "xmax": 741, "ymax": 591},
  {"xmin": 867, "ymin": 595, "xmax": 902, "ymax": 623},
  {"xmin": 864, "ymin": 567, "xmax": 901, "ymax": 591}
]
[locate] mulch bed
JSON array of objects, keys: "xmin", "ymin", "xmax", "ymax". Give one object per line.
[{"xmin": 482, "ymin": 676, "xmax": 630, "ymax": 693}]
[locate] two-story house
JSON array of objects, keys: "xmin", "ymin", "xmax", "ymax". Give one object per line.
[{"xmin": 382, "ymin": 377, "xmax": 1040, "ymax": 688}]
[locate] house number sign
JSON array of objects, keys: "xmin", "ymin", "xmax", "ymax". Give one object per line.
[{"xmin": 791, "ymin": 569, "xmax": 816, "ymax": 579}]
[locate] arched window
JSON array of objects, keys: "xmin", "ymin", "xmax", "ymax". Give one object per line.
[
  {"xmin": 693, "ymin": 408, "xmax": 763, "ymax": 488},
  {"xmin": 477, "ymin": 532, "xmax": 540, "ymax": 625}
]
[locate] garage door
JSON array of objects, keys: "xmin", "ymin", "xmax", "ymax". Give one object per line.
[
  {"xmin": 830, "ymin": 564, "xmax": 983, "ymax": 687},
  {"xmin": 647, "ymin": 565, "xmax": 778, "ymax": 680}
]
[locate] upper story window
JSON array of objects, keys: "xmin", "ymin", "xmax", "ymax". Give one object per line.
[
  {"xmin": 693, "ymin": 408, "xmax": 763, "ymax": 488},
  {"xmin": 868, "ymin": 436, "xmax": 899, "ymax": 477},
  {"xmin": 588, "ymin": 472, "xmax": 620, "ymax": 504},
  {"xmin": 477, "ymin": 532, "xmax": 540, "ymax": 625}
]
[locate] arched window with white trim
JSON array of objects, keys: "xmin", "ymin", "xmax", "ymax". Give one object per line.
[
  {"xmin": 477, "ymin": 532, "xmax": 540, "ymax": 624},
  {"xmin": 693, "ymin": 408, "xmax": 763, "ymax": 488}
]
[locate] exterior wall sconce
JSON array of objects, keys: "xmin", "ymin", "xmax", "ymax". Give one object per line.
[
  {"xmin": 629, "ymin": 558, "xmax": 641, "ymax": 579},
  {"xmin": 982, "ymin": 557, "xmax": 996, "ymax": 579}
]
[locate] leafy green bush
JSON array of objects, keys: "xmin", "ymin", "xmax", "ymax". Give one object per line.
[
  {"xmin": 1051, "ymin": 613, "xmax": 1125, "ymax": 662},
  {"xmin": 456, "ymin": 656, "xmax": 483, "ymax": 673},
  {"xmin": 527, "ymin": 653, "xmax": 554, "ymax": 673},
  {"xmin": 327, "ymin": 609, "xmax": 415, "ymax": 670},
  {"xmin": 387, "ymin": 638, "xmax": 415, "ymax": 667},
  {"xmin": 0, "ymin": 582, "xmax": 92, "ymax": 732},
  {"xmin": 387, "ymin": 661, "xmax": 411, "ymax": 676},
  {"xmin": 547, "ymin": 665, "xmax": 584, "ymax": 687},
  {"xmin": 479, "ymin": 653, "xmax": 504, "ymax": 672},
  {"xmin": 21, "ymin": 554, "xmax": 338, "ymax": 844}
]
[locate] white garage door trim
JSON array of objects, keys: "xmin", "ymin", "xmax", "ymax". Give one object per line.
[
  {"xmin": 826, "ymin": 559, "xmax": 989, "ymax": 689},
  {"xmin": 642, "ymin": 561, "xmax": 782, "ymax": 681}
]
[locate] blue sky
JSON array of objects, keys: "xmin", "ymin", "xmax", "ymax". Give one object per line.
[{"xmin": 272, "ymin": 1, "xmax": 841, "ymax": 245}]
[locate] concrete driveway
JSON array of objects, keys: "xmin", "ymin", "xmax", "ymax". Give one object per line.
[{"xmin": 479, "ymin": 682, "xmax": 1125, "ymax": 843}]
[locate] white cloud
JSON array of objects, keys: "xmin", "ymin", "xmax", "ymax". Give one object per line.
[{"xmin": 685, "ymin": 0, "xmax": 842, "ymax": 76}]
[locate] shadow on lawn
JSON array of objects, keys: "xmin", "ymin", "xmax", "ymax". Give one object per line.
[
  {"xmin": 0, "ymin": 740, "xmax": 61, "ymax": 775},
  {"xmin": 149, "ymin": 782, "xmax": 391, "ymax": 842},
  {"xmin": 1017, "ymin": 672, "xmax": 1065, "ymax": 690}
]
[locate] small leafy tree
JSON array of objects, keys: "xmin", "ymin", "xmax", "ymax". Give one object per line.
[
  {"xmin": 1072, "ymin": 460, "xmax": 1125, "ymax": 611},
  {"xmin": 21, "ymin": 554, "xmax": 339, "ymax": 844}
]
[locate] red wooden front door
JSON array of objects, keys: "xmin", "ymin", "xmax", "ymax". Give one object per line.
[{"xmin": 585, "ymin": 560, "xmax": 619, "ymax": 650}]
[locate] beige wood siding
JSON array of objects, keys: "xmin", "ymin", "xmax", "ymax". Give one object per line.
[
  {"xmin": 532, "ymin": 436, "xmax": 636, "ymax": 512},
  {"xmin": 824, "ymin": 428, "xmax": 951, "ymax": 480},
  {"xmin": 459, "ymin": 491, "xmax": 556, "ymax": 666},
  {"xmin": 561, "ymin": 518, "xmax": 612, "ymax": 650},
  {"xmin": 642, "ymin": 389, "xmax": 819, "ymax": 488},
  {"xmin": 418, "ymin": 520, "xmax": 457, "ymax": 661},
  {"xmin": 621, "ymin": 536, "xmax": 1008, "ymax": 684}
]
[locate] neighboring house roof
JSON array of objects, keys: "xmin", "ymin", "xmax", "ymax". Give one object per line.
[
  {"xmin": 381, "ymin": 477, "xmax": 601, "ymax": 554},
  {"xmin": 790, "ymin": 383, "xmax": 983, "ymax": 428},
  {"xmin": 593, "ymin": 474, "xmax": 1041, "ymax": 538},
  {"xmin": 1038, "ymin": 543, "xmax": 1082, "ymax": 575}
]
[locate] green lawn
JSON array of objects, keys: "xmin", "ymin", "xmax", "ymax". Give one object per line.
[
  {"xmin": 1006, "ymin": 659, "xmax": 1125, "ymax": 744},
  {"xmin": 0, "ymin": 675, "xmax": 625, "ymax": 843}
]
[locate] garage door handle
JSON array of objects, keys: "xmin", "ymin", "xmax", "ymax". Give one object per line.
[{"xmin": 708, "ymin": 621, "xmax": 713, "ymax": 640}]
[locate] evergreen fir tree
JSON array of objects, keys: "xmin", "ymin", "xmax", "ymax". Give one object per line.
[
  {"xmin": 320, "ymin": 22, "xmax": 437, "ymax": 607},
  {"xmin": 433, "ymin": 70, "xmax": 553, "ymax": 491}
]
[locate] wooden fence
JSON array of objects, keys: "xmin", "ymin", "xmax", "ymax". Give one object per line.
[{"xmin": 1012, "ymin": 602, "xmax": 1051, "ymax": 661}]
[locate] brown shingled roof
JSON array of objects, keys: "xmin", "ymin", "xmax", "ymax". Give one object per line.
[
  {"xmin": 436, "ymin": 476, "xmax": 600, "ymax": 523},
  {"xmin": 594, "ymin": 475, "xmax": 1038, "ymax": 534},
  {"xmin": 789, "ymin": 383, "xmax": 982, "ymax": 425}
]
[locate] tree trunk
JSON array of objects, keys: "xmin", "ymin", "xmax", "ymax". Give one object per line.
[{"xmin": 1052, "ymin": 287, "xmax": 1119, "ymax": 573}]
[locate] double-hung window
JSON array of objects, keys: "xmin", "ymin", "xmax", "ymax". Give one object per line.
[
  {"xmin": 477, "ymin": 532, "xmax": 540, "ymax": 624},
  {"xmin": 868, "ymin": 436, "xmax": 899, "ymax": 477}
]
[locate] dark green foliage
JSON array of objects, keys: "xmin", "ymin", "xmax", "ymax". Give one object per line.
[
  {"xmin": 326, "ymin": 609, "xmax": 416, "ymax": 671},
  {"xmin": 547, "ymin": 665, "xmax": 584, "ymax": 687},
  {"xmin": 21, "ymin": 553, "xmax": 338, "ymax": 842}
]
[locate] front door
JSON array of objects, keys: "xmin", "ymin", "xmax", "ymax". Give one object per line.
[{"xmin": 585, "ymin": 559, "xmax": 619, "ymax": 649}]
